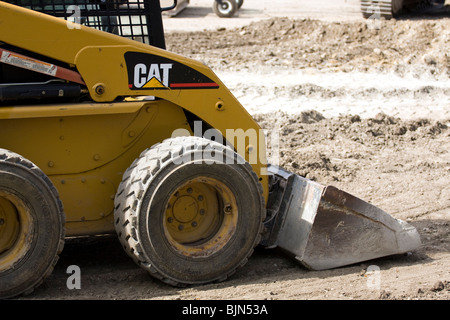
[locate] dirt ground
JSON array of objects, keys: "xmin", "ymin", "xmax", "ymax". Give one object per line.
[{"xmin": 19, "ymin": 2, "xmax": 449, "ymax": 301}]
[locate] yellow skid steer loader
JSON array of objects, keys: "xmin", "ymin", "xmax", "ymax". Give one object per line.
[{"xmin": 0, "ymin": 0, "xmax": 421, "ymax": 299}]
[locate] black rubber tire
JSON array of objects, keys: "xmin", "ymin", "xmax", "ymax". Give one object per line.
[
  {"xmin": 236, "ymin": 0, "xmax": 244, "ymax": 9},
  {"xmin": 0, "ymin": 149, "xmax": 65, "ymax": 299},
  {"xmin": 213, "ymin": 0, "xmax": 238, "ymax": 18},
  {"xmin": 114, "ymin": 136, "xmax": 265, "ymax": 286}
]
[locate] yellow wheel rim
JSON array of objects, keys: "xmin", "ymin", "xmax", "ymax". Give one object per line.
[
  {"xmin": 0, "ymin": 191, "xmax": 33, "ymax": 272},
  {"xmin": 164, "ymin": 177, "xmax": 238, "ymax": 258}
]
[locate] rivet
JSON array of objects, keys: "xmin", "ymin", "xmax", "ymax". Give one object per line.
[
  {"xmin": 178, "ymin": 224, "xmax": 184, "ymax": 231},
  {"xmin": 93, "ymin": 154, "xmax": 101, "ymax": 161},
  {"xmin": 48, "ymin": 161, "xmax": 54, "ymax": 168}
]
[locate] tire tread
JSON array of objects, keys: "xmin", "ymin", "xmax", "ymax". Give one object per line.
[{"xmin": 114, "ymin": 137, "xmax": 265, "ymax": 286}]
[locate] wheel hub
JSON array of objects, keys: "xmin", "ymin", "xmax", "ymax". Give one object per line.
[
  {"xmin": 172, "ymin": 196, "xmax": 199, "ymax": 223},
  {"xmin": 0, "ymin": 197, "xmax": 19, "ymax": 255},
  {"xmin": 164, "ymin": 177, "xmax": 238, "ymax": 257},
  {"xmin": 219, "ymin": 1, "xmax": 232, "ymax": 13},
  {"xmin": 0, "ymin": 191, "xmax": 33, "ymax": 272},
  {"xmin": 166, "ymin": 181, "xmax": 219, "ymax": 244}
]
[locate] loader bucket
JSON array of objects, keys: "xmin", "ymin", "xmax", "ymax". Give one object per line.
[{"xmin": 261, "ymin": 165, "xmax": 421, "ymax": 270}]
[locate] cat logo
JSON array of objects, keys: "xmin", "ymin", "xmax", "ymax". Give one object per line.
[
  {"xmin": 125, "ymin": 52, "xmax": 219, "ymax": 91},
  {"xmin": 133, "ymin": 63, "xmax": 173, "ymax": 89}
]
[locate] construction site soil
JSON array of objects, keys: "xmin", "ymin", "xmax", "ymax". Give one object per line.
[{"xmin": 20, "ymin": 17, "xmax": 449, "ymax": 301}]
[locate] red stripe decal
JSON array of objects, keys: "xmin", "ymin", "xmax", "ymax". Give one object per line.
[{"xmin": 170, "ymin": 82, "xmax": 219, "ymax": 88}]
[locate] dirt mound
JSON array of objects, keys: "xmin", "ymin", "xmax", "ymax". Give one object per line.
[
  {"xmin": 167, "ymin": 17, "xmax": 450, "ymax": 78},
  {"xmin": 255, "ymin": 110, "xmax": 449, "ymax": 183}
]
